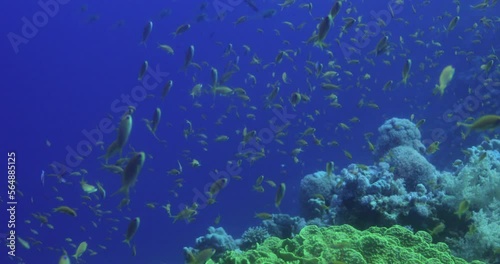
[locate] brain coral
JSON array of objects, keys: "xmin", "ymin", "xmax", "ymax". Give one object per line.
[
  {"xmin": 387, "ymin": 146, "xmax": 439, "ymax": 191},
  {"xmin": 299, "ymin": 171, "xmax": 336, "ymax": 219},
  {"xmin": 375, "ymin": 118, "xmax": 426, "ymax": 159},
  {"xmin": 208, "ymin": 225, "xmax": 485, "ymax": 264}
]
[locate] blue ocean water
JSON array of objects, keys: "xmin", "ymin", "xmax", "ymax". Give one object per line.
[{"xmin": 1, "ymin": 0, "xmax": 499, "ymax": 263}]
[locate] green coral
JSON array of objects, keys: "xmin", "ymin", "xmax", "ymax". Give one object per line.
[{"xmin": 208, "ymin": 225, "xmax": 485, "ymax": 264}]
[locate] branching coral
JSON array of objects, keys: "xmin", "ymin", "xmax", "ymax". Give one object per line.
[
  {"xmin": 239, "ymin": 226, "xmax": 270, "ymax": 250},
  {"xmin": 441, "ymin": 140, "xmax": 500, "ymax": 262}
]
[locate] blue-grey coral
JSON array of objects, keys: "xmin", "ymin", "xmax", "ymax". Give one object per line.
[
  {"xmin": 262, "ymin": 214, "xmax": 306, "ymax": 238},
  {"xmin": 385, "ymin": 145, "xmax": 439, "ymax": 191},
  {"xmin": 333, "ymin": 162, "xmax": 441, "ymax": 224},
  {"xmin": 185, "ymin": 226, "xmax": 238, "ymax": 259},
  {"xmin": 374, "ymin": 117, "xmax": 426, "ymax": 159},
  {"xmin": 239, "ymin": 226, "xmax": 270, "ymax": 250},
  {"xmin": 299, "ymin": 171, "xmax": 336, "ymax": 219},
  {"xmin": 299, "ymin": 162, "xmax": 443, "ymax": 226}
]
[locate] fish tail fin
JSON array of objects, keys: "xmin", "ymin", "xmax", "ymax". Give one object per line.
[
  {"xmin": 153, "ymin": 133, "xmax": 167, "ymax": 145},
  {"xmin": 179, "ymin": 64, "xmax": 189, "ymax": 73},
  {"xmin": 313, "ymin": 40, "xmax": 329, "ymax": 50},
  {"xmin": 97, "ymin": 154, "xmax": 109, "ymax": 164},
  {"xmin": 123, "ymin": 239, "xmax": 131, "ymax": 247},
  {"xmin": 432, "ymin": 85, "xmax": 439, "ymax": 96},
  {"xmin": 138, "ymin": 41, "xmax": 147, "ymax": 48},
  {"xmin": 102, "ymin": 140, "xmax": 120, "ymax": 163},
  {"xmin": 456, "ymin": 122, "xmax": 472, "ymax": 137},
  {"xmin": 112, "ymin": 186, "xmax": 129, "ymax": 198},
  {"xmin": 186, "ymin": 250, "xmax": 196, "ymax": 264},
  {"xmin": 208, "ymin": 84, "xmax": 215, "ymax": 95}
]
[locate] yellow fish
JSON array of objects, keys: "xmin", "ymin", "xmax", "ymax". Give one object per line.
[
  {"xmin": 457, "ymin": 115, "xmax": 500, "ymax": 136},
  {"xmin": 73, "ymin": 241, "xmax": 88, "ymax": 260},
  {"xmin": 455, "ymin": 200, "xmax": 470, "ymax": 219},
  {"xmin": 275, "ymin": 183, "xmax": 286, "ymax": 208},
  {"xmin": 426, "ymin": 141, "xmax": 440, "ymax": 154},
  {"xmin": 59, "ymin": 254, "xmax": 71, "ymax": 264},
  {"xmin": 53, "ymin": 206, "xmax": 77, "ymax": 217},
  {"xmin": 433, "ymin": 65, "xmax": 455, "ymax": 96}
]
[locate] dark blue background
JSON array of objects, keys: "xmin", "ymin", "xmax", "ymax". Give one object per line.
[{"xmin": 1, "ymin": 0, "xmax": 498, "ymax": 263}]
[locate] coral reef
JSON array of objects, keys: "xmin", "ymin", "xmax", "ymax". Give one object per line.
[
  {"xmin": 299, "ymin": 171, "xmax": 337, "ymax": 219},
  {"xmin": 296, "ymin": 123, "xmax": 499, "ymax": 263},
  {"xmin": 385, "ymin": 145, "xmax": 439, "ymax": 191},
  {"xmin": 374, "ymin": 117, "xmax": 426, "ymax": 159},
  {"xmin": 442, "ymin": 139, "xmax": 500, "ymax": 210},
  {"xmin": 299, "ymin": 160, "xmax": 442, "ymax": 226},
  {"xmin": 209, "ymin": 224, "xmax": 484, "ymax": 264},
  {"xmin": 238, "ymin": 226, "xmax": 270, "ymax": 250},
  {"xmin": 185, "ymin": 120, "xmax": 500, "ymax": 263},
  {"xmin": 334, "ymin": 162, "xmax": 442, "ymax": 225},
  {"xmin": 184, "ymin": 226, "xmax": 238, "ymax": 260},
  {"xmin": 441, "ymin": 139, "xmax": 500, "ymax": 262},
  {"xmin": 262, "ymin": 214, "xmax": 306, "ymax": 239}
]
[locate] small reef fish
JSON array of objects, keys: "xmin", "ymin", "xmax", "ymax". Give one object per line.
[
  {"xmin": 447, "ymin": 16, "xmax": 460, "ymax": 31},
  {"xmin": 426, "ymin": 141, "xmax": 440, "ymax": 154},
  {"xmin": 103, "ymin": 114, "xmax": 133, "ymax": 162},
  {"xmin": 275, "ymin": 183, "xmax": 286, "ymax": 208},
  {"xmin": 124, "ymin": 217, "xmax": 140, "ymax": 246},
  {"xmin": 314, "ymin": 15, "xmax": 332, "ymax": 48},
  {"xmin": 53, "ymin": 206, "xmax": 77, "ymax": 217},
  {"xmin": 457, "ymin": 115, "xmax": 500, "ymax": 136},
  {"xmin": 326, "ymin": 161, "xmax": 334, "ymax": 177},
  {"xmin": 183, "ymin": 45, "xmax": 195, "ymax": 70},
  {"xmin": 162, "ymin": 80, "xmax": 173, "ymax": 99},
  {"xmin": 73, "ymin": 241, "xmax": 88, "ymax": 260},
  {"xmin": 138, "ymin": 60, "xmax": 148, "ymax": 81},
  {"xmin": 429, "ymin": 222, "xmax": 445, "ymax": 237},
  {"xmin": 40, "ymin": 170, "xmax": 45, "ymax": 187},
  {"xmin": 113, "ymin": 152, "xmax": 146, "ymax": 199},
  {"xmin": 80, "ymin": 179, "xmax": 97, "ymax": 194},
  {"xmin": 58, "ymin": 254, "xmax": 71, "ymax": 264},
  {"xmin": 402, "ymin": 59, "xmax": 412, "ymax": 85},
  {"xmin": 455, "ymin": 200, "xmax": 470, "ymax": 220},
  {"xmin": 172, "ymin": 23, "xmax": 191, "ymax": 37},
  {"xmin": 433, "ymin": 65, "xmax": 455, "ymax": 96},
  {"xmin": 140, "ymin": 21, "xmax": 153, "ymax": 46},
  {"xmin": 186, "ymin": 248, "xmax": 215, "ymax": 264}
]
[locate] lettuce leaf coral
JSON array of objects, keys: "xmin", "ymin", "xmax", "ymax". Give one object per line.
[{"xmin": 208, "ymin": 225, "xmax": 485, "ymax": 264}]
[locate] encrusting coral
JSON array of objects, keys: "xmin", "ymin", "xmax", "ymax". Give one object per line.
[{"xmin": 208, "ymin": 224, "xmax": 485, "ymax": 264}]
